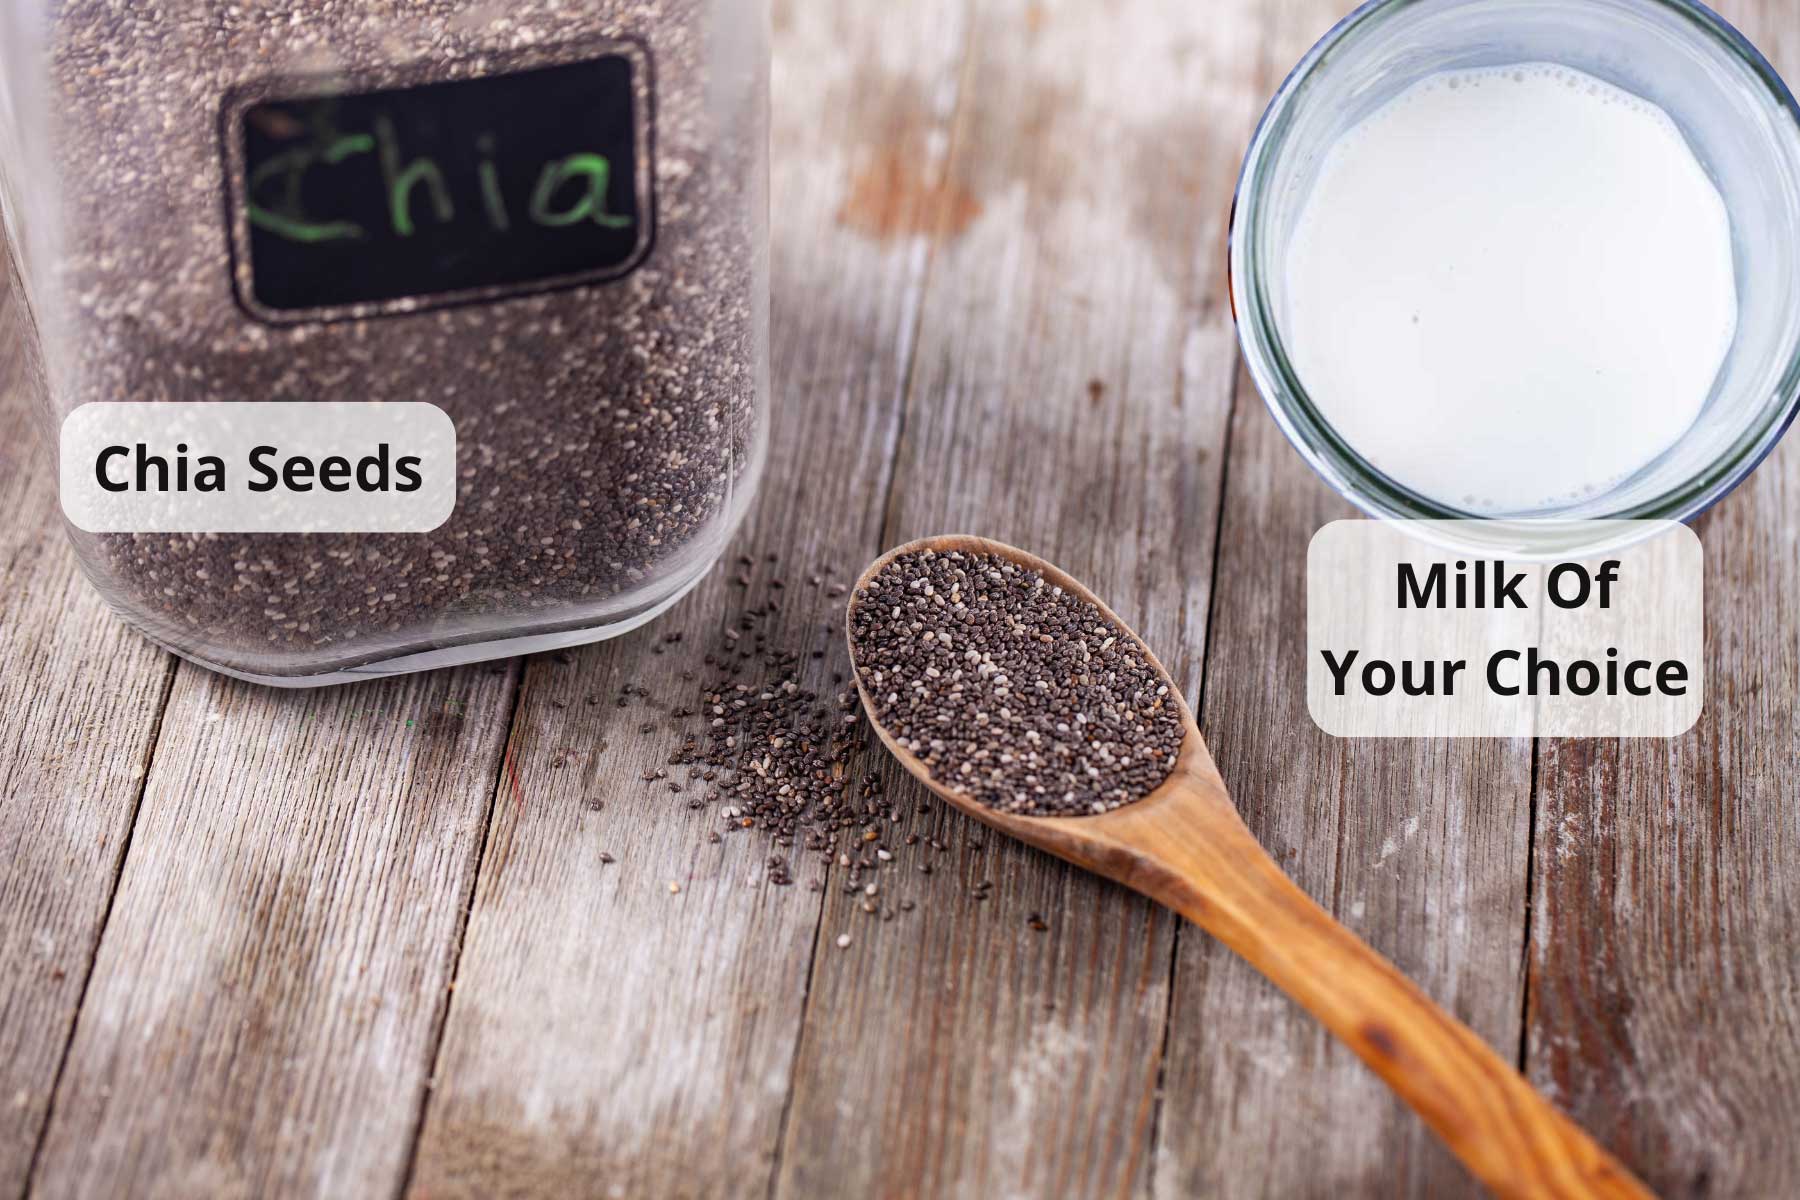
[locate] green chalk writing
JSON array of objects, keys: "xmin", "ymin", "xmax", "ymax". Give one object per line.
[
  {"xmin": 375, "ymin": 116, "xmax": 454, "ymax": 237},
  {"xmin": 530, "ymin": 153, "xmax": 633, "ymax": 229},
  {"xmin": 248, "ymin": 116, "xmax": 633, "ymax": 244},
  {"xmin": 246, "ymin": 133, "xmax": 374, "ymax": 243},
  {"xmin": 477, "ymin": 135, "xmax": 511, "ymax": 232}
]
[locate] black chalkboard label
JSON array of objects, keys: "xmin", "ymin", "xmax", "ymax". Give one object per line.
[{"xmin": 224, "ymin": 43, "xmax": 654, "ymax": 324}]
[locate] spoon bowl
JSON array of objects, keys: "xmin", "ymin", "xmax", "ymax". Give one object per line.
[{"xmin": 848, "ymin": 534, "xmax": 1649, "ymax": 1200}]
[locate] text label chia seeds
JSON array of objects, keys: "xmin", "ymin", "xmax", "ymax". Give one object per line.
[{"xmin": 225, "ymin": 43, "xmax": 657, "ymax": 323}]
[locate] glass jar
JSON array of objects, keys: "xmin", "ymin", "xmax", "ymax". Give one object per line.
[
  {"xmin": 0, "ymin": 0, "xmax": 768, "ymax": 685},
  {"xmin": 1231, "ymin": 0, "xmax": 1800, "ymax": 537}
]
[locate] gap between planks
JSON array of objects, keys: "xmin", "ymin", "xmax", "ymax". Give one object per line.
[
  {"xmin": 399, "ymin": 3, "xmax": 983, "ymax": 1194},
  {"xmin": 774, "ymin": 0, "xmax": 1267, "ymax": 1194},
  {"xmin": 758, "ymin": 7, "xmax": 986, "ymax": 1197},
  {"xmin": 1145, "ymin": 343, "xmax": 1251, "ymax": 1193},
  {"xmin": 0, "ymin": 268, "xmax": 185, "ymax": 1200},
  {"xmin": 391, "ymin": 662, "xmax": 529, "ymax": 1200},
  {"xmin": 16, "ymin": 657, "xmax": 178, "ymax": 1200},
  {"xmin": 1515, "ymin": 738, "xmax": 1542, "ymax": 1072}
]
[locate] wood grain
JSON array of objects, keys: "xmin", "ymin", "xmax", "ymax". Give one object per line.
[
  {"xmin": 1151, "ymin": 5, "xmax": 1534, "ymax": 1197},
  {"xmin": 26, "ymin": 663, "xmax": 518, "ymax": 1198},
  {"xmin": 772, "ymin": 1, "xmax": 1260, "ymax": 1194},
  {"xmin": 0, "ymin": 271, "xmax": 179, "ymax": 1195},
  {"xmin": 1158, "ymin": 376, "xmax": 1534, "ymax": 1196},
  {"xmin": 403, "ymin": 3, "xmax": 974, "ymax": 1196},
  {"xmin": 1524, "ymin": 8, "xmax": 1800, "ymax": 1185}
]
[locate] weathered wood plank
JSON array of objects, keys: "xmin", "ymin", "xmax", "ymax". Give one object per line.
[
  {"xmin": 1157, "ymin": 368, "xmax": 1535, "ymax": 1199},
  {"xmin": 27, "ymin": 660, "xmax": 517, "ymax": 1199},
  {"xmin": 3, "ymin": 2, "xmax": 1790, "ymax": 1195},
  {"xmin": 1152, "ymin": 1, "xmax": 1535, "ymax": 1194},
  {"xmin": 773, "ymin": 0, "xmax": 1259, "ymax": 1194},
  {"xmin": 403, "ymin": 4, "xmax": 973, "ymax": 1196},
  {"xmin": 1525, "ymin": 11, "xmax": 1800, "ymax": 1189},
  {"xmin": 0, "ymin": 273, "xmax": 179, "ymax": 1194}
]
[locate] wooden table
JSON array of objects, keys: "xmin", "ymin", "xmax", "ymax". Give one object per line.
[{"xmin": 4, "ymin": 1, "xmax": 1798, "ymax": 1195}]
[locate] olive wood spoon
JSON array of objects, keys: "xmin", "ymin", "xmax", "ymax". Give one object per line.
[{"xmin": 847, "ymin": 535, "xmax": 1650, "ymax": 1200}]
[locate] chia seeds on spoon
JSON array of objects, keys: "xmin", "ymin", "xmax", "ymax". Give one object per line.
[{"xmin": 847, "ymin": 548, "xmax": 1186, "ymax": 817}]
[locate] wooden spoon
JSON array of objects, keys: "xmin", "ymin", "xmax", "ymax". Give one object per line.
[{"xmin": 847, "ymin": 535, "xmax": 1650, "ymax": 1200}]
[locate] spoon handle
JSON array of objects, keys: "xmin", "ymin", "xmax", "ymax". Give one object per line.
[{"xmin": 1135, "ymin": 802, "xmax": 1651, "ymax": 1199}]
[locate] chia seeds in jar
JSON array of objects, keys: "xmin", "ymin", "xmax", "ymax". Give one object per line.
[{"xmin": 0, "ymin": 0, "xmax": 769, "ymax": 684}]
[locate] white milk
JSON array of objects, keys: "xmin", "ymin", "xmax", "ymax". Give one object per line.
[{"xmin": 1283, "ymin": 63, "xmax": 1738, "ymax": 514}]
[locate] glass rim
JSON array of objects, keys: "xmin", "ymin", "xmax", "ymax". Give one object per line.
[{"xmin": 1228, "ymin": 0, "xmax": 1800, "ymax": 525}]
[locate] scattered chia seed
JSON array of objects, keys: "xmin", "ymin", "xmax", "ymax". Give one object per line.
[
  {"xmin": 847, "ymin": 549, "xmax": 1185, "ymax": 817},
  {"xmin": 646, "ymin": 585, "xmax": 887, "ymax": 854},
  {"xmin": 612, "ymin": 553, "xmax": 985, "ymax": 926},
  {"xmin": 537, "ymin": 550, "xmax": 1079, "ymax": 929}
]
